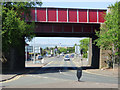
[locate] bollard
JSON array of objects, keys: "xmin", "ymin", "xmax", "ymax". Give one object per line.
[{"xmin": 76, "ymin": 67, "xmax": 82, "ymax": 82}]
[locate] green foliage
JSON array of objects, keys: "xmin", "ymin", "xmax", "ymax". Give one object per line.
[
  {"xmin": 50, "ymin": 47, "xmax": 53, "ymax": 50},
  {"xmin": 2, "ymin": 2, "xmax": 42, "ymax": 53},
  {"xmin": 94, "ymin": 2, "xmax": 119, "ymax": 51},
  {"xmin": 83, "ymin": 53, "xmax": 87, "ymax": 58},
  {"xmin": 94, "ymin": 2, "xmax": 120, "ymax": 66},
  {"xmin": 58, "ymin": 47, "xmax": 75, "ymax": 54},
  {"xmin": 59, "ymin": 47, "xmax": 67, "ymax": 53},
  {"xmin": 45, "ymin": 47, "xmax": 49, "ymax": 50},
  {"xmin": 79, "ymin": 38, "xmax": 89, "ymax": 58},
  {"xmin": 67, "ymin": 47, "xmax": 75, "ymax": 53},
  {"xmin": 55, "ymin": 46, "xmax": 57, "ymax": 49}
]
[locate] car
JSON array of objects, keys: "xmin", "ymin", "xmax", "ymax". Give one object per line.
[
  {"xmin": 27, "ymin": 58, "xmax": 33, "ymax": 61},
  {"xmin": 64, "ymin": 55, "xmax": 70, "ymax": 61},
  {"xmin": 38, "ymin": 56, "xmax": 43, "ymax": 60},
  {"xmin": 48, "ymin": 54, "xmax": 51, "ymax": 58},
  {"xmin": 70, "ymin": 54, "xmax": 74, "ymax": 58},
  {"xmin": 60, "ymin": 52, "xmax": 64, "ymax": 56}
]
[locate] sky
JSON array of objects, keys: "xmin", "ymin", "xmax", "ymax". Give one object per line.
[
  {"xmin": 41, "ymin": 1, "xmax": 117, "ymax": 9},
  {"xmin": 27, "ymin": 0, "xmax": 118, "ymax": 48},
  {"xmin": 27, "ymin": 37, "xmax": 86, "ymax": 48}
]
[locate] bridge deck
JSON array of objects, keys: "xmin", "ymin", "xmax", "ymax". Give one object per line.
[
  {"xmin": 35, "ymin": 23, "xmax": 100, "ymax": 35},
  {"xmin": 26, "ymin": 7, "xmax": 106, "ymax": 24}
]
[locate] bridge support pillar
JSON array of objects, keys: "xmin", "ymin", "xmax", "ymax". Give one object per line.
[
  {"xmin": 88, "ymin": 38, "xmax": 92, "ymax": 66},
  {"xmin": 2, "ymin": 37, "xmax": 25, "ymax": 72},
  {"xmin": 91, "ymin": 35, "xmax": 100, "ymax": 69},
  {"xmin": 12, "ymin": 37, "xmax": 25, "ymax": 71}
]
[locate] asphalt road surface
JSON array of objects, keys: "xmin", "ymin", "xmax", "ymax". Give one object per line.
[{"xmin": 2, "ymin": 56, "xmax": 118, "ymax": 88}]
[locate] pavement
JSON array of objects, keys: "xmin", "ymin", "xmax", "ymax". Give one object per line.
[
  {"xmin": 0, "ymin": 60, "xmax": 47, "ymax": 82},
  {"xmin": 84, "ymin": 68, "xmax": 118, "ymax": 78},
  {"xmin": 20, "ymin": 81, "xmax": 118, "ymax": 88},
  {"xmin": 73, "ymin": 57, "xmax": 119, "ymax": 78},
  {"xmin": 0, "ymin": 57, "xmax": 119, "ymax": 83}
]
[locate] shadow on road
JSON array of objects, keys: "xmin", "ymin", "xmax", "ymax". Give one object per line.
[{"xmin": 2, "ymin": 66, "xmax": 95, "ymax": 75}]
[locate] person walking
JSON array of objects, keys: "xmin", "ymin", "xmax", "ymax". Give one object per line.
[
  {"xmin": 80, "ymin": 49, "xmax": 83, "ymax": 60},
  {"xmin": 80, "ymin": 49, "xmax": 83, "ymax": 56}
]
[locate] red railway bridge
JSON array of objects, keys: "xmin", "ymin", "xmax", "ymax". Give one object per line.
[
  {"xmin": 5, "ymin": 7, "xmax": 107, "ymax": 70},
  {"xmin": 29, "ymin": 7, "xmax": 106, "ymax": 68}
]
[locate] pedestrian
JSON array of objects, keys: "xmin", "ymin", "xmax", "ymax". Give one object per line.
[
  {"xmin": 80, "ymin": 49, "xmax": 83, "ymax": 56},
  {"xmin": 76, "ymin": 67, "xmax": 82, "ymax": 82},
  {"xmin": 80, "ymin": 49, "xmax": 83, "ymax": 61}
]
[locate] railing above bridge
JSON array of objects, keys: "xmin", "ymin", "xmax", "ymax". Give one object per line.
[{"xmin": 26, "ymin": 7, "xmax": 107, "ymax": 23}]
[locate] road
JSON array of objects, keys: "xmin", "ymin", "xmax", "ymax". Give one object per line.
[{"xmin": 2, "ymin": 55, "xmax": 118, "ymax": 88}]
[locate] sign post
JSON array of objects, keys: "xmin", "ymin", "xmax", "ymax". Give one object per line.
[{"xmin": 33, "ymin": 37, "xmax": 36, "ymax": 64}]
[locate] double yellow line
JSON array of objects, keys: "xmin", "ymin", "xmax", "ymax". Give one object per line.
[{"xmin": 1, "ymin": 75, "xmax": 23, "ymax": 83}]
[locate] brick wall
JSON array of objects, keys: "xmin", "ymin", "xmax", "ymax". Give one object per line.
[{"xmin": 100, "ymin": 49, "xmax": 112, "ymax": 68}]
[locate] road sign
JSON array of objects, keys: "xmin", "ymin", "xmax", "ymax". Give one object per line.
[{"xmin": 75, "ymin": 46, "xmax": 80, "ymax": 54}]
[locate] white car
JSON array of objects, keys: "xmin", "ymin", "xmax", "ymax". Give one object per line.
[
  {"xmin": 48, "ymin": 54, "xmax": 51, "ymax": 58},
  {"xmin": 60, "ymin": 52, "xmax": 64, "ymax": 56},
  {"xmin": 64, "ymin": 55, "xmax": 70, "ymax": 61}
]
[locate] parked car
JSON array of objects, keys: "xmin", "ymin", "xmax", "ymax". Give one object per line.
[
  {"xmin": 38, "ymin": 56, "xmax": 43, "ymax": 60},
  {"xmin": 64, "ymin": 55, "xmax": 70, "ymax": 61}
]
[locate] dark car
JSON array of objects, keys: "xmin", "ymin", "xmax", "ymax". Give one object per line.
[
  {"xmin": 38, "ymin": 56, "xmax": 43, "ymax": 60},
  {"xmin": 70, "ymin": 54, "xmax": 74, "ymax": 58}
]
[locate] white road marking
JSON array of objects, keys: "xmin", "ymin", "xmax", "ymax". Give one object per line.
[
  {"xmin": 25, "ymin": 75, "xmax": 48, "ymax": 79},
  {"xmin": 43, "ymin": 61, "xmax": 54, "ymax": 67}
]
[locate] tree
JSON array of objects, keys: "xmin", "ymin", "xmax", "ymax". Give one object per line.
[
  {"xmin": 45, "ymin": 47, "xmax": 49, "ymax": 50},
  {"xmin": 79, "ymin": 38, "xmax": 89, "ymax": 58},
  {"xmin": 94, "ymin": 2, "xmax": 120, "ymax": 67},
  {"xmin": 59, "ymin": 47, "xmax": 67, "ymax": 54},
  {"xmin": 67, "ymin": 47, "xmax": 74, "ymax": 53},
  {"xmin": 1, "ymin": 2, "xmax": 42, "ymax": 70},
  {"xmin": 2, "ymin": 2, "xmax": 42, "ymax": 53},
  {"xmin": 50, "ymin": 47, "xmax": 53, "ymax": 50},
  {"xmin": 55, "ymin": 46, "xmax": 58, "ymax": 49}
]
